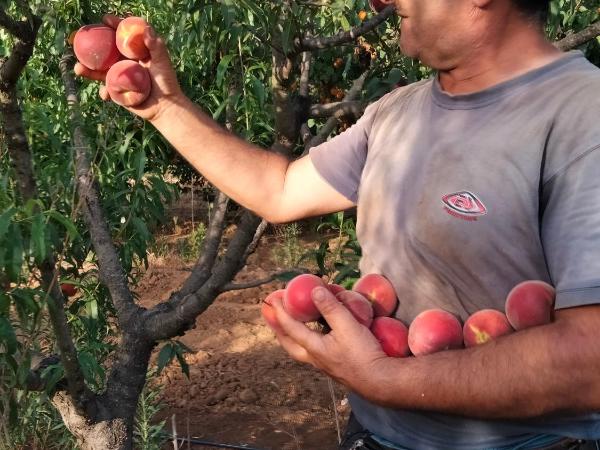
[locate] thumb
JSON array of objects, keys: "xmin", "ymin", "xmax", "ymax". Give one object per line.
[{"xmin": 312, "ymin": 287, "xmax": 359, "ymax": 333}]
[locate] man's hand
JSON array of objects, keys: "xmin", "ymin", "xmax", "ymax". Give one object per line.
[
  {"xmin": 74, "ymin": 14, "xmax": 184, "ymax": 122},
  {"xmin": 271, "ymin": 286, "xmax": 389, "ymax": 396},
  {"xmin": 270, "ymin": 286, "xmax": 600, "ymax": 419}
]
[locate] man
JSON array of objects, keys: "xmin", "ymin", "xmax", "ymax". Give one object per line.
[{"xmin": 77, "ymin": 0, "xmax": 600, "ymax": 448}]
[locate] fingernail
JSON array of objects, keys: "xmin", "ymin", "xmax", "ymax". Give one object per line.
[
  {"xmin": 146, "ymin": 26, "xmax": 156, "ymax": 39},
  {"xmin": 313, "ymin": 287, "xmax": 328, "ymax": 303}
]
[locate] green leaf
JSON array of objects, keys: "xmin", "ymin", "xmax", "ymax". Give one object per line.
[
  {"xmin": 216, "ymin": 54, "xmax": 236, "ymax": 87},
  {"xmin": 156, "ymin": 343, "xmax": 175, "ymax": 375},
  {"xmin": 175, "ymin": 351, "xmax": 190, "ymax": 379},
  {"xmin": 0, "ymin": 207, "xmax": 16, "ymax": 241},
  {"xmin": 47, "ymin": 210, "xmax": 79, "ymax": 240},
  {"xmin": 31, "ymin": 213, "xmax": 46, "ymax": 262},
  {"xmin": 0, "ymin": 317, "xmax": 17, "ymax": 355},
  {"xmin": 274, "ymin": 271, "xmax": 303, "ymax": 282}
]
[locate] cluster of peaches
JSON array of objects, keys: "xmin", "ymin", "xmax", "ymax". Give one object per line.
[
  {"xmin": 72, "ymin": 16, "xmax": 152, "ymax": 107},
  {"xmin": 262, "ymin": 273, "xmax": 555, "ymax": 358}
]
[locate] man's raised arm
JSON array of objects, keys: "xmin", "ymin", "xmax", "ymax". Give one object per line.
[{"xmin": 75, "ymin": 16, "xmax": 355, "ymax": 223}]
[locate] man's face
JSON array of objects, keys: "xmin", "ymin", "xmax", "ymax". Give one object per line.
[{"xmin": 394, "ymin": 0, "xmax": 475, "ymax": 69}]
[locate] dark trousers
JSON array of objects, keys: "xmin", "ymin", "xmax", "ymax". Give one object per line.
[{"xmin": 339, "ymin": 414, "xmax": 600, "ymax": 450}]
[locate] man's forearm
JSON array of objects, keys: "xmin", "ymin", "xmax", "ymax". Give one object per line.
[
  {"xmin": 362, "ymin": 306, "xmax": 600, "ymax": 419},
  {"xmin": 151, "ymin": 96, "xmax": 290, "ymax": 222}
]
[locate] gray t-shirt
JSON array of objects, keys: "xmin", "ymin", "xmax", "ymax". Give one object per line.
[{"xmin": 310, "ymin": 51, "xmax": 600, "ymax": 449}]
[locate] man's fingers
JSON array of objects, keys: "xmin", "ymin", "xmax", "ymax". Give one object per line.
[
  {"xmin": 272, "ymin": 296, "xmax": 323, "ymax": 353},
  {"xmin": 74, "ymin": 63, "xmax": 107, "ymax": 82},
  {"xmin": 312, "ymin": 286, "xmax": 361, "ymax": 333},
  {"xmin": 102, "ymin": 14, "xmax": 122, "ymax": 30},
  {"xmin": 274, "ymin": 332, "xmax": 314, "ymax": 365}
]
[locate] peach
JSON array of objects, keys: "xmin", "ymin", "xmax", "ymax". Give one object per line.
[
  {"xmin": 408, "ymin": 309, "xmax": 463, "ymax": 356},
  {"xmin": 105, "ymin": 60, "xmax": 151, "ymax": 107},
  {"xmin": 60, "ymin": 282, "xmax": 78, "ymax": 297},
  {"xmin": 326, "ymin": 284, "xmax": 345, "ymax": 295},
  {"xmin": 353, "ymin": 273, "xmax": 398, "ymax": 317},
  {"xmin": 261, "ymin": 289, "xmax": 286, "ymax": 334},
  {"xmin": 370, "ymin": 317, "xmax": 410, "ymax": 358},
  {"xmin": 463, "ymin": 309, "xmax": 513, "ymax": 347},
  {"xmin": 73, "ymin": 24, "xmax": 121, "ymax": 71},
  {"xmin": 116, "ymin": 16, "xmax": 150, "ymax": 60},
  {"xmin": 283, "ymin": 274, "xmax": 325, "ymax": 322},
  {"xmin": 335, "ymin": 291, "xmax": 374, "ymax": 327},
  {"xmin": 505, "ymin": 280, "xmax": 555, "ymax": 330}
]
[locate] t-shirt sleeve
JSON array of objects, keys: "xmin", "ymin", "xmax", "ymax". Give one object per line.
[
  {"xmin": 541, "ymin": 144, "xmax": 600, "ymax": 310},
  {"xmin": 309, "ymin": 101, "xmax": 380, "ymax": 203}
]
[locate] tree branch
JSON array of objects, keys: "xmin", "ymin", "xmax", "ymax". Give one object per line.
[
  {"xmin": 143, "ymin": 211, "xmax": 263, "ymax": 341},
  {"xmin": 0, "ymin": 13, "xmax": 90, "ymax": 414},
  {"xmin": 59, "ymin": 52, "xmax": 142, "ymax": 325},
  {"xmin": 221, "ymin": 269, "xmax": 307, "ymax": 292},
  {"xmin": 555, "ymin": 20, "xmax": 600, "ymax": 52},
  {"xmin": 307, "ymin": 70, "xmax": 369, "ymax": 149},
  {"xmin": 179, "ymin": 190, "xmax": 229, "ymax": 296},
  {"xmin": 309, "ymin": 100, "xmax": 365, "ymax": 119},
  {"xmin": 0, "ymin": 12, "xmax": 41, "ymax": 88},
  {"xmin": 295, "ymin": 6, "xmax": 396, "ymax": 52}
]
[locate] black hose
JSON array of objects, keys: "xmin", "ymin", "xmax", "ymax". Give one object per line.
[{"xmin": 166, "ymin": 434, "xmax": 267, "ymax": 450}]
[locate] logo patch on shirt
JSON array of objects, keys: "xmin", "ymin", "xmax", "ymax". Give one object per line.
[{"xmin": 442, "ymin": 191, "xmax": 487, "ymax": 221}]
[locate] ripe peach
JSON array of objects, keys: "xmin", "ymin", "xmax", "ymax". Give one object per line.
[
  {"xmin": 261, "ymin": 289, "xmax": 286, "ymax": 334},
  {"xmin": 73, "ymin": 24, "xmax": 121, "ymax": 71},
  {"xmin": 505, "ymin": 280, "xmax": 555, "ymax": 330},
  {"xmin": 283, "ymin": 274, "xmax": 325, "ymax": 322},
  {"xmin": 335, "ymin": 291, "xmax": 374, "ymax": 327},
  {"xmin": 60, "ymin": 283, "xmax": 78, "ymax": 297},
  {"xmin": 370, "ymin": 317, "xmax": 410, "ymax": 358},
  {"xmin": 358, "ymin": 10, "xmax": 368, "ymax": 22},
  {"xmin": 116, "ymin": 16, "xmax": 150, "ymax": 60},
  {"xmin": 353, "ymin": 273, "xmax": 398, "ymax": 317},
  {"xmin": 463, "ymin": 309, "xmax": 513, "ymax": 347},
  {"xmin": 408, "ymin": 309, "xmax": 463, "ymax": 356},
  {"xmin": 105, "ymin": 60, "xmax": 151, "ymax": 107},
  {"xmin": 326, "ymin": 284, "xmax": 345, "ymax": 295}
]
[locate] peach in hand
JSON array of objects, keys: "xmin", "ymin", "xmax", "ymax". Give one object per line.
[
  {"xmin": 370, "ymin": 317, "xmax": 410, "ymax": 358},
  {"xmin": 105, "ymin": 60, "xmax": 151, "ymax": 107},
  {"xmin": 73, "ymin": 24, "xmax": 121, "ymax": 71},
  {"xmin": 261, "ymin": 289, "xmax": 286, "ymax": 334},
  {"xmin": 283, "ymin": 274, "xmax": 326, "ymax": 323},
  {"xmin": 335, "ymin": 290, "xmax": 374, "ymax": 327},
  {"xmin": 116, "ymin": 16, "xmax": 150, "ymax": 60},
  {"xmin": 408, "ymin": 309, "xmax": 463, "ymax": 356},
  {"xmin": 463, "ymin": 309, "xmax": 513, "ymax": 347},
  {"xmin": 353, "ymin": 273, "xmax": 398, "ymax": 317},
  {"xmin": 505, "ymin": 280, "xmax": 555, "ymax": 330}
]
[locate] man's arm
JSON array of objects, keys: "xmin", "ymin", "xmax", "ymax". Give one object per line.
[
  {"xmin": 75, "ymin": 16, "xmax": 355, "ymax": 223},
  {"xmin": 150, "ymin": 97, "xmax": 354, "ymax": 223},
  {"xmin": 271, "ymin": 287, "xmax": 600, "ymax": 419}
]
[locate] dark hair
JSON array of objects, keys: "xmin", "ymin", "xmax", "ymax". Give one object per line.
[{"xmin": 512, "ymin": 0, "xmax": 551, "ymax": 23}]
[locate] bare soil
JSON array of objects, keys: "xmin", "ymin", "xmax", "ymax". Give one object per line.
[{"xmin": 136, "ymin": 209, "xmax": 350, "ymax": 450}]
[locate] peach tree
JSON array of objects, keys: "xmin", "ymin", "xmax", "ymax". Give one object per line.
[{"xmin": 0, "ymin": 0, "xmax": 598, "ymax": 449}]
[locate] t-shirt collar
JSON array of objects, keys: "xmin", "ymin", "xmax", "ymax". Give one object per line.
[{"xmin": 431, "ymin": 50, "xmax": 584, "ymax": 110}]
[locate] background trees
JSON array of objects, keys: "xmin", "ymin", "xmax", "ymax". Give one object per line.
[{"xmin": 0, "ymin": 1, "xmax": 598, "ymax": 448}]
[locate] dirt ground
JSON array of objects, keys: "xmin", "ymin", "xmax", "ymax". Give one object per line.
[{"xmin": 136, "ymin": 208, "xmax": 351, "ymax": 450}]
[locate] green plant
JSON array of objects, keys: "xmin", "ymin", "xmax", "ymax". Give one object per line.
[
  {"xmin": 179, "ymin": 222, "xmax": 207, "ymax": 262},
  {"xmin": 133, "ymin": 374, "xmax": 168, "ymax": 450},
  {"xmin": 271, "ymin": 223, "xmax": 306, "ymax": 268}
]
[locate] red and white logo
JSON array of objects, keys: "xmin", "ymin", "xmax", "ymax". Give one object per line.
[{"xmin": 442, "ymin": 191, "xmax": 487, "ymax": 222}]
